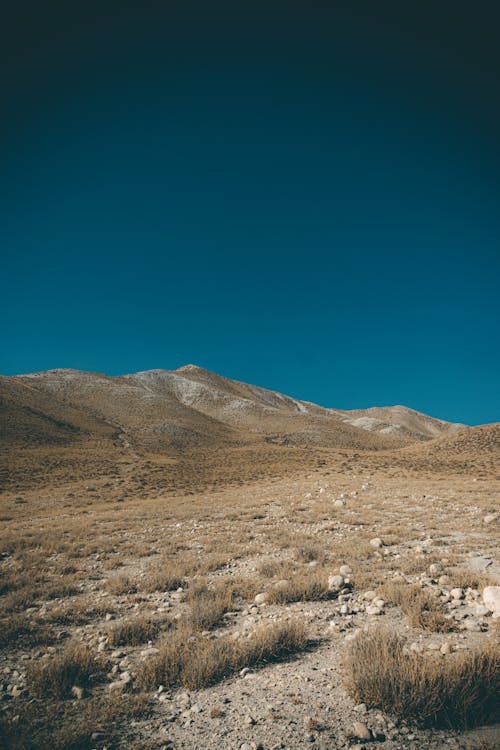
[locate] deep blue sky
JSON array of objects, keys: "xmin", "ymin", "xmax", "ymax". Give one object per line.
[{"xmin": 1, "ymin": 2, "xmax": 499, "ymax": 425}]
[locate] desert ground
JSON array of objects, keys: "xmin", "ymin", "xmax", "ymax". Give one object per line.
[{"xmin": 0, "ymin": 367, "xmax": 499, "ymax": 749}]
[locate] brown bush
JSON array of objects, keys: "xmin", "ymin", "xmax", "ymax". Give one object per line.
[
  {"xmin": 107, "ymin": 616, "xmax": 169, "ymax": 647},
  {"xmin": 345, "ymin": 627, "xmax": 500, "ymax": 728},
  {"xmin": 266, "ymin": 570, "xmax": 331, "ymax": 604},
  {"xmin": 27, "ymin": 642, "xmax": 108, "ymax": 700},
  {"xmin": 379, "ymin": 582, "xmax": 454, "ymax": 632},
  {"xmin": 137, "ymin": 619, "xmax": 308, "ymax": 691}
]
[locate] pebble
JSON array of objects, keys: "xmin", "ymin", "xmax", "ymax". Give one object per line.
[
  {"xmin": 352, "ymin": 721, "xmax": 372, "ymax": 740},
  {"xmin": 369, "ymin": 538, "xmax": 383, "ymax": 548}
]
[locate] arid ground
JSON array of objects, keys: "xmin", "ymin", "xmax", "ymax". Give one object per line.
[{"xmin": 1, "ymin": 367, "xmax": 499, "ymax": 749}]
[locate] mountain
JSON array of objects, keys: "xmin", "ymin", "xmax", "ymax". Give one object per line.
[{"xmin": 0, "ymin": 364, "xmax": 470, "ymax": 491}]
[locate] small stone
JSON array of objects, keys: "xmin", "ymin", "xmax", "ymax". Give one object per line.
[
  {"xmin": 450, "ymin": 588, "xmax": 464, "ymax": 600},
  {"xmin": 328, "ymin": 575, "xmax": 345, "ymax": 592},
  {"xmin": 339, "ymin": 565, "xmax": 352, "ymax": 576},
  {"xmin": 369, "ymin": 538, "xmax": 383, "ymax": 548},
  {"xmin": 484, "ymin": 514, "xmax": 496, "ymax": 524},
  {"xmin": 440, "ymin": 642, "xmax": 452, "ymax": 655},
  {"xmin": 483, "ymin": 586, "xmax": 500, "ymax": 614},
  {"xmin": 438, "ymin": 575, "xmax": 450, "ymax": 586},
  {"xmin": 354, "ymin": 703, "xmax": 367, "ymax": 714},
  {"xmin": 366, "ymin": 605, "xmax": 382, "ymax": 616},
  {"xmin": 353, "ymin": 721, "xmax": 371, "ymax": 740},
  {"xmin": 334, "ymin": 499, "xmax": 345, "ymax": 507},
  {"xmin": 71, "ymin": 685, "xmax": 84, "ymax": 700},
  {"xmin": 254, "ymin": 593, "xmax": 269, "ymax": 605},
  {"xmin": 429, "ymin": 563, "xmax": 443, "ymax": 575}
]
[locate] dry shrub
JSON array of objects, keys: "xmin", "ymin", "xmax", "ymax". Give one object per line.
[
  {"xmin": 107, "ymin": 616, "xmax": 169, "ymax": 647},
  {"xmin": 106, "ymin": 574, "xmax": 137, "ymax": 596},
  {"xmin": 446, "ymin": 571, "xmax": 496, "ymax": 591},
  {"xmin": 380, "ymin": 582, "xmax": 454, "ymax": 632},
  {"xmin": 0, "ymin": 693, "xmax": 151, "ymax": 750},
  {"xmin": 0, "ymin": 616, "xmax": 55, "ymax": 649},
  {"xmin": 142, "ymin": 555, "xmax": 202, "ymax": 593},
  {"xmin": 294, "ymin": 543, "xmax": 325, "ymax": 563},
  {"xmin": 27, "ymin": 642, "xmax": 108, "ymax": 699},
  {"xmin": 137, "ymin": 619, "xmax": 307, "ymax": 691},
  {"xmin": 345, "ymin": 628, "xmax": 500, "ymax": 728},
  {"xmin": 266, "ymin": 570, "xmax": 331, "ymax": 604},
  {"xmin": 257, "ymin": 559, "xmax": 292, "ymax": 578},
  {"xmin": 185, "ymin": 580, "xmax": 235, "ymax": 630}
]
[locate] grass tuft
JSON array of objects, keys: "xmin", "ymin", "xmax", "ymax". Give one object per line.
[
  {"xmin": 137, "ymin": 619, "xmax": 308, "ymax": 691},
  {"xmin": 345, "ymin": 627, "xmax": 500, "ymax": 728}
]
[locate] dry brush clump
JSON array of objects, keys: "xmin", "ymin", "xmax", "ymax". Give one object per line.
[
  {"xmin": 345, "ymin": 627, "xmax": 500, "ymax": 728},
  {"xmin": 379, "ymin": 582, "xmax": 454, "ymax": 632},
  {"xmin": 137, "ymin": 619, "xmax": 308, "ymax": 691},
  {"xmin": 184, "ymin": 580, "xmax": 235, "ymax": 630},
  {"xmin": 266, "ymin": 569, "xmax": 331, "ymax": 604},
  {"xmin": 27, "ymin": 642, "xmax": 108, "ymax": 700},
  {"xmin": 107, "ymin": 615, "xmax": 170, "ymax": 647},
  {"xmin": 0, "ymin": 693, "xmax": 151, "ymax": 750}
]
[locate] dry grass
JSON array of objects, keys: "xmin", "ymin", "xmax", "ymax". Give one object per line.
[
  {"xmin": 107, "ymin": 615, "xmax": 169, "ymax": 647},
  {"xmin": 0, "ymin": 616, "xmax": 55, "ymax": 649},
  {"xmin": 0, "ymin": 693, "xmax": 151, "ymax": 750},
  {"xmin": 185, "ymin": 580, "xmax": 235, "ymax": 630},
  {"xmin": 266, "ymin": 569, "xmax": 331, "ymax": 604},
  {"xmin": 137, "ymin": 619, "xmax": 308, "ymax": 691},
  {"xmin": 379, "ymin": 582, "xmax": 454, "ymax": 632},
  {"xmin": 345, "ymin": 628, "xmax": 500, "ymax": 728},
  {"xmin": 27, "ymin": 642, "xmax": 108, "ymax": 699},
  {"xmin": 105, "ymin": 574, "xmax": 137, "ymax": 596}
]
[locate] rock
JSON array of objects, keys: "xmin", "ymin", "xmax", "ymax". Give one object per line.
[
  {"xmin": 484, "ymin": 514, "xmax": 496, "ymax": 524},
  {"xmin": 440, "ymin": 642, "xmax": 452, "ymax": 655},
  {"xmin": 366, "ymin": 605, "xmax": 382, "ymax": 616},
  {"xmin": 463, "ymin": 620, "xmax": 481, "ymax": 632},
  {"xmin": 438, "ymin": 575, "xmax": 450, "ymax": 586},
  {"xmin": 467, "ymin": 555, "xmax": 493, "ymax": 572},
  {"xmin": 352, "ymin": 721, "xmax": 372, "ymax": 740},
  {"xmin": 334, "ymin": 499, "xmax": 345, "ymax": 507},
  {"xmin": 354, "ymin": 703, "xmax": 367, "ymax": 714},
  {"xmin": 369, "ymin": 538, "xmax": 383, "ymax": 548},
  {"xmin": 450, "ymin": 588, "xmax": 464, "ymax": 600},
  {"xmin": 474, "ymin": 604, "xmax": 490, "ymax": 616},
  {"xmin": 429, "ymin": 563, "xmax": 443, "ymax": 575},
  {"xmin": 339, "ymin": 565, "xmax": 352, "ymax": 576},
  {"xmin": 119, "ymin": 671, "xmax": 132, "ymax": 684},
  {"xmin": 254, "ymin": 593, "xmax": 269, "ymax": 605},
  {"xmin": 71, "ymin": 685, "xmax": 84, "ymax": 700},
  {"xmin": 363, "ymin": 590, "xmax": 377, "ymax": 601},
  {"xmin": 140, "ymin": 647, "xmax": 160, "ymax": 658},
  {"xmin": 243, "ymin": 715, "xmax": 256, "ymax": 726},
  {"xmin": 328, "ymin": 575, "xmax": 345, "ymax": 592}
]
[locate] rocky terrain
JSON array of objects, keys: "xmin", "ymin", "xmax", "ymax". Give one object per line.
[{"xmin": 0, "ymin": 366, "xmax": 498, "ymax": 749}]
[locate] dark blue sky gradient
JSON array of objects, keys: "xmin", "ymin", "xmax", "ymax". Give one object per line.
[{"xmin": 1, "ymin": 2, "xmax": 499, "ymax": 424}]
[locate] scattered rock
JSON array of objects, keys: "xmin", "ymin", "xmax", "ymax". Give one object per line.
[
  {"xmin": 328, "ymin": 575, "xmax": 345, "ymax": 592},
  {"xmin": 369, "ymin": 538, "xmax": 383, "ymax": 548},
  {"xmin": 352, "ymin": 721, "xmax": 372, "ymax": 740},
  {"xmin": 483, "ymin": 586, "xmax": 500, "ymax": 614},
  {"xmin": 254, "ymin": 593, "xmax": 269, "ymax": 605}
]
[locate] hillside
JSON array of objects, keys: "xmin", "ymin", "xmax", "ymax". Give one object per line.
[{"xmin": 0, "ymin": 364, "xmax": 474, "ymax": 491}]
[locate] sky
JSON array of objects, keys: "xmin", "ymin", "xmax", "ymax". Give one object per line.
[{"xmin": 1, "ymin": 2, "xmax": 499, "ymax": 425}]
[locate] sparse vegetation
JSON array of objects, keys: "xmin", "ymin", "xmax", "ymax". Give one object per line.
[
  {"xmin": 345, "ymin": 628, "xmax": 500, "ymax": 728},
  {"xmin": 27, "ymin": 642, "xmax": 108, "ymax": 699},
  {"xmin": 107, "ymin": 615, "xmax": 168, "ymax": 647},
  {"xmin": 137, "ymin": 619, "xmax": 308, "ymax": 690},
  {"xmin": 266, "ymin": 570, "xmax": 331, "ymax": 604},
  {"xmin": 379, "ymin": 582, "xmax": 454, "ymax": 632},
  {"xmin": 185, "ymin": 580, "xmax": 235, "ymax": 630}
]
